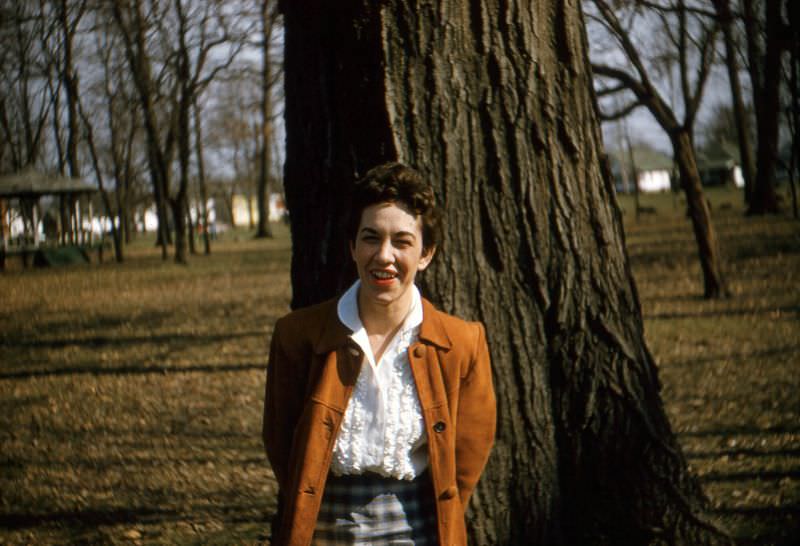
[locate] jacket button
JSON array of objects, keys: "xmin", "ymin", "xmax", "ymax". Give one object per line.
[
  {"xmin": 413, "ymin": 346, "xmax": 424, "ymax": 358},
  {"xmin": 440, "ymin": 485, "xmax": 458, "ymax": 500},
  {"xmin": 433, "ymin": 421, "xmax": 446, "ymax": 433},
  {"xmin": 348, "ymin": 346, "xmax": 361, "ymax": 357}
]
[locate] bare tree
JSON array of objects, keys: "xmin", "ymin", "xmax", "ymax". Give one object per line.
[
  {"xmin": 710, "ymin": 0, "xmax": 757, "ymax": 204},
  {"xmin": 0, "ymin": 1, "xmax": 52, "ymax": 171},
  {"xmin": 588, "ymin": 0, "xmax": 729, "ymax": 298},
  {"xmin": 784, "ymin": 0, "xmax": 799, "ymax": 218},
  {"xmin": 193, "ymin": 96, "xmax": 212, "ymax": 254},
  {"xmin": 254, "ymin": 0, "xmax": 282, "ymax": 239},
  {"xmin": 78, "ymin": 94, "xmax": 124, "ymax": 263},
  {"xmin": 99, "ymin": 32, "xmax": 145, "ymax": 247},
  {"xmin": 110, "ymin": 0, "xmax": 248, "ymax": 263},
  {"xmin": 741, "ymin": 0, "xmax": 791, "ymax": 214},
  {"xmin": 208, "ymin": 69, "xmax": 261, "ymax": 229}
]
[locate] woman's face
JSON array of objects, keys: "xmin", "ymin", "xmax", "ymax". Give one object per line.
[{"xmin": 350, "ymin": 201, "xmax": 434, "ymax": 312}]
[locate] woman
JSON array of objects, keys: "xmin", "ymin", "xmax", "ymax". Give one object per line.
[{"xmin": 263, "ymin": 162, "xmax": 496, "ymax": 545}]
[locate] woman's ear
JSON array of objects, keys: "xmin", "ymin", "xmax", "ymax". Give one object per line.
[
  {"xmin": 418, "ymin": 245, "xmax": 436, "ymax": 271},
  {"xmin": 349, "ymin": 240, "xmax": 356, "ymax": 261}
]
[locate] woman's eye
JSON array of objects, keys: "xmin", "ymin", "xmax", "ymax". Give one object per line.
[{"xmin": 394, "ymin": 239, "xmax": 412, "ymax": 248}]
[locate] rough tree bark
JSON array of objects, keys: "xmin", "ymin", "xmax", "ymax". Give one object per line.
[{"xmin": 281, "ymin": 0, "xmax": 730, "ymax": 544}]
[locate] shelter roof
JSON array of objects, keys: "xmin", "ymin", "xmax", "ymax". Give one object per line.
[{"xmin": 0, "ymin": 168, "xmax": 97, "ymax": 198}]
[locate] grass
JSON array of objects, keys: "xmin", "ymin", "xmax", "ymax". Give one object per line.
[
  {"xmin": 1, "ymin": 187, "xmax": 799, "ymax": 544},
  {"xmin": 618, "ymin": 186, "xmax": 800, "ymax": 545},
  {"xmin": 1, "ymin": 226, "xmax": 292, "ymax": 545}
]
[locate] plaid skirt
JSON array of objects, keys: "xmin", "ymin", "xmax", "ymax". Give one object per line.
[{"xmin": 312, "ymin": 471, "xmax": 438, "ymax": 545}]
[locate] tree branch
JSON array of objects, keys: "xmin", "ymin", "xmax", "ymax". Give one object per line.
[
  {"xmin": 635, "ymin": 0, "xmax": 718, "ymax": 19},
  {"xmin": 598, "ymin": 99, "xmax": 645, "ymax": 121},
  {"xmin": 596, "ymin": 82, "xmax": 629, "ymax": 97}
]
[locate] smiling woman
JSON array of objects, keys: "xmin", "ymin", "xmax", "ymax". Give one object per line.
[{"xmin": 262, "ymin": 162, "xmax": 496, "ymax": 545}]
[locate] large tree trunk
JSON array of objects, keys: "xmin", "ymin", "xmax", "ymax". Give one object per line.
[{"xmin": 281, "ymin": 1, "xmax": 730, "ymax": 543}]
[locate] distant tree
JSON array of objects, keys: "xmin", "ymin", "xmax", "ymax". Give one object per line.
[
  {"xmin": 282, "ymin": 1, "xmax": 730, "ymax": 544},
  {"xmin": 110, "ymin": 0, "xmax": 248, "ymax": 263},
  {"xmin": 785, "ymin": 0, "xmax": 799, "ymax": 217},
  {"xmin": 710, "ymin": 0, "xmax": 757, "ymax": 204},
  {"xmin": 702, "ymin": 103, "xmax": 754, "ymax": 149},
  {"xmin": 741, "ymin": 0, "xmax": 791, "ymax": 214},
  {"xmin": 0, "ymin": 1, "xmax": 51, "ymax": 171},
  {"xmin": 92, "ymin": 24, "xmax": 145, "ymax": 248},
  {"xmin": 208, "ymin": 68, "xmax": 261, "ymax": 229},
  {"xmin": 588, "ymin": 0, "xmax": 729, "ymax": 298},
  {"xmin": 192, "ymin": 96, "xmax": 212, "ymax": 254},
  {"xmin": 255, "ymin": 0, "xmax": 282, "ymax": 239}
]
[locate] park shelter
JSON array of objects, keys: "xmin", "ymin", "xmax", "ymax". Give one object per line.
[{"xmin": 0, "ymin": 168, "xmax": 98, "ymax": 268}]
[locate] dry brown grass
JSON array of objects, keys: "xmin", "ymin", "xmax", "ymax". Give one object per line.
[
  {"xmin": 1, "ymin": 227, "xmax": 292, "ymax": 545},
  {"xmin": 1, "ymin": 188, "xmax": 798, "ymax": 545},
  {"xmin": 620, "ymin": 187, "xmax": 800, "ymax": 545}
]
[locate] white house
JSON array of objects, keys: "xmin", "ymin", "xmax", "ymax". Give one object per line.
[{"xmin": 607, "ymin": 146, "xmax": 675, "ymax": 193}]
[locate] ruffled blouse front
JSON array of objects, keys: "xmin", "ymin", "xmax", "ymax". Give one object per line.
[{"xmin": 329, "ymin": 281, "xmax": 428, "ymax": 481}]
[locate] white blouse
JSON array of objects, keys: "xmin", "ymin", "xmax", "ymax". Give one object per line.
[{"xmin": 329, "ymin": 281, "xmax": 429, "ymax": 480}]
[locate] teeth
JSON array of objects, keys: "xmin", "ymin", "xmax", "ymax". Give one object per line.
[{"xmin": 372, "ymin": 271, "xmax": 395, "ymax": 279}]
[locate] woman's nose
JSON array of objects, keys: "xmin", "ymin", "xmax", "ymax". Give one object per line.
[{"xmin": 375, "ymin": 240, "xmax": 394, "ymax": 263}]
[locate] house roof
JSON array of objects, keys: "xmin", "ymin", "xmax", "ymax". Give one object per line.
[
  {"xmin": 0, "ymin": 168, "xmax": 97, "ymax": 198},
  {"xmin": 607, "ymin": 146, "xmax": 673, "ymax": 172},
  {"xmin": 696, "ymin": 140, "xmax": 742, "ymax": 170}
]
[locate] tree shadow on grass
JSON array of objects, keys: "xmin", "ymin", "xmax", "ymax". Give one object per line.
[
  {"xmin": 685, "ymin": 447, "xmax": 800, "ymax": 460},
  {"xmin": 1, "ymin": 330, "xmax": 265, "ymax": 351},
  {"xmin": 0, "ymin": 503, "xmax": 274, "ymax": 531},
  {"xmin": 699, "ymin": 470, "xmax": 800, "ymax": 483},
  {"xmin": 0, "ymin": 507, "xmax": 178, "ymax": 530},
  {"xmin": 679, "ymin": 425, "xmax": 800, "ymax": 438},
  {"xmin": 667, "ymin": 344, "xmax": 800, "ymax": 367},
  {"xmin": 0, "ymin": 360, "xmax": 265, "ymax": 381},
  {"xmin": 12, "ymin": 455, "xmax": 268, "ymax": 471},
  {"xmin": 647, "ymin": 305, "xmax": 800, "ymax": 321}
]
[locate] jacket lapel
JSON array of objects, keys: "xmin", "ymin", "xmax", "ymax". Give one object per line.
[
  {"xmin": 419, "ymin": 298, "xmax": 453, "ymax": 351},
  {"xmin": 308, "ymin": 302, "xmax": 361, "ymax": 411}
]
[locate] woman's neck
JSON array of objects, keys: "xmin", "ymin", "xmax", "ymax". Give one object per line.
[{"xmin": 357, "ymin": 291, "xmax": 412, "ymax": 336}]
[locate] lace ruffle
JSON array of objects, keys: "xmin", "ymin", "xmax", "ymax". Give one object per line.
[{"xmin": 330, "ymin": 326, "xmax": 427, "ymax": 480}]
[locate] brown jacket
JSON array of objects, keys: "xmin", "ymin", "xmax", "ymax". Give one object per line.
[{"xmin": 262, "ymin": 296, "xmax": 496, "ymax": 546}]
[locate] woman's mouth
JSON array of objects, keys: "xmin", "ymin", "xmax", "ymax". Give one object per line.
[{"xmin": 370, "ymin": 270, "xmax": 397, "ymax": 285}]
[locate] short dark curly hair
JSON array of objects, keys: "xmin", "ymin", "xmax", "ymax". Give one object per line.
[{"xmin": 347, "ymin": 162, "xmax": 442, "ymax": 254}]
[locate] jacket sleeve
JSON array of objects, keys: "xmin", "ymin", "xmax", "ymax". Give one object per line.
[
  {"xmin": 455, "ymin": 322, "xmax": 496, "ymax": 508},
  {"xmin": 262, "ymin": 318, "xmax": 296, "ymax": 491}
]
